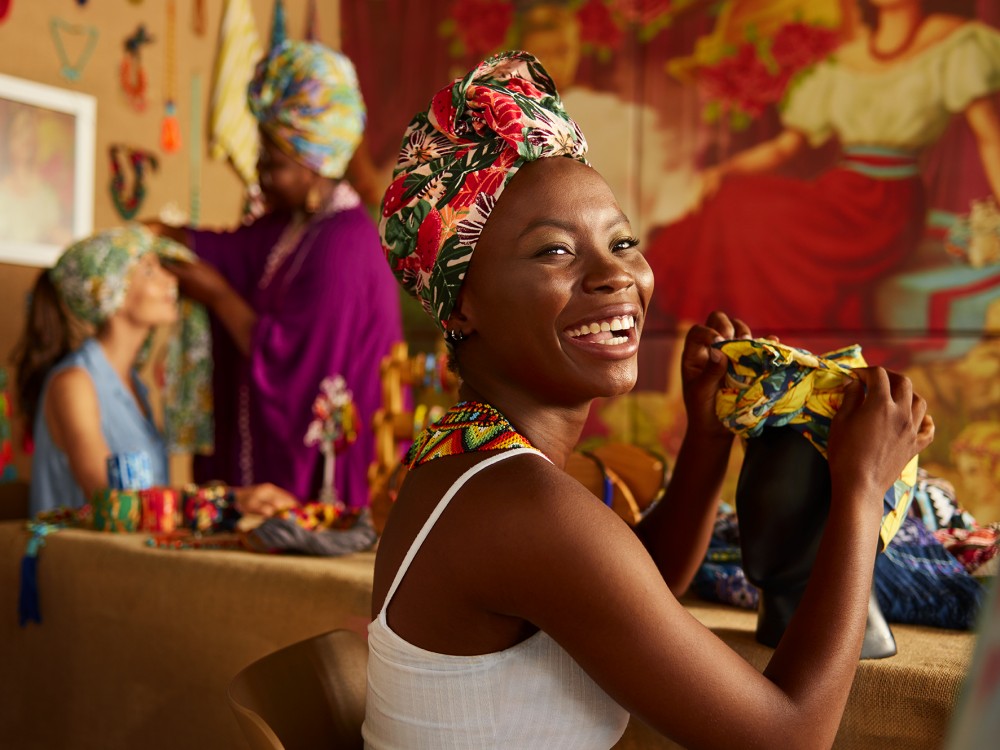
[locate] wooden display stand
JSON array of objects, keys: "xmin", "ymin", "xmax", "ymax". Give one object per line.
[{"xmin": 368, "ymin": 341, "xmax": 459, "ymax": 532}]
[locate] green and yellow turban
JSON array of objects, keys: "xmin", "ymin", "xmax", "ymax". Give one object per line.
[
  {"xmin": 49, "ymin": 224, "xmax": 212, "ymax": 455},
  {"xmin": 248, "ymin": 40, "xmax": 366, "ymax": 180},
  {"xmin": 715, "ymin": 338, "xmax": 918, "ymax": 549},
  {"xmin": 379, "ymin": 50, "xmax": 589, "ymax": 331}
]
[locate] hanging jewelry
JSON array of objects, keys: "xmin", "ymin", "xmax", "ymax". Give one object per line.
[
  {"xmin": 161, "ymin": 0, "xmax": 181, "ymax": 153},
  {"xmin": 49, "ymin": 17, "xmax": 99, "ymax": 82},
  {"xmin": 192, "ymin": 0, "xmax": 206, "ymax": 37},
  {"xmin": 109, "ymin": 145, "xmax": 159, "ymax": 220},
  {"xmin": 121, "ymin": 25, "xmax": 153, "ymax": 111},
  {"xmin": 189, "ymin": 73, "xmax": 203, "ymax": 224},
  {"xmin": 304, "ymin": 0, "xmax": 319, "ymax": 42},
  {"xmin": 269, "ymin": 0, "xmax": 287, "ymax": 51}
]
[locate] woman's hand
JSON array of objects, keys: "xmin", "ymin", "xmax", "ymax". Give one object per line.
[
  {"xmin": 233, "ymin": 483, "xmax": 299, "ymax": 517},
  {"xmin": 827, "ymin": 368, "xmax": 935, "ymax": 509},
  {"xmin": 142, "ymin": 219, "xmax": 190, "ymax": 247},
  {"xmin": 161, "ymin": 257, "xmax": 234, "ymax": 307},
  {"xmin": 164, "ymin": 257, "xmax": 257, "ymax": 357},
  {"xmin": 680, "ymin": 311, "xmax": 752, "ymax": 441}
]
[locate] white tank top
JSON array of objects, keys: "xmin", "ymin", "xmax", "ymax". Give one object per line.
[{"xmin": 363, "ymin": 448, "xmax": 630, "ymax": 749}]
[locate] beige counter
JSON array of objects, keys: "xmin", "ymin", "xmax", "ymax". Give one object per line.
[{"xmin": 0, "ymin": 521, "xmax": 977, "ymax": 749}]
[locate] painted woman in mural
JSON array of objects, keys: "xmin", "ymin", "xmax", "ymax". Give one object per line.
[{"xmin": 644, "ymin": 0, "xmax": 1000, "ymax": 364}]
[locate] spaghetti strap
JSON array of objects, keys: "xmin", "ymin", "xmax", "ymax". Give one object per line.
[{"xmin": 379, "ymin": 448, "xmax": 548, "ymax": 616}]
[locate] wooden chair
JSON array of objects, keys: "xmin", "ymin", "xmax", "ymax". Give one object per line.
[{"xmin": 227, "ymin": 629, "xmax": 369, "ymax": 750}]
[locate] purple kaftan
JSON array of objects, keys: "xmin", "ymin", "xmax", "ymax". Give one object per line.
[{"xmin": 189, "ymin": 206, "xmax": 402, "ymax": 508}]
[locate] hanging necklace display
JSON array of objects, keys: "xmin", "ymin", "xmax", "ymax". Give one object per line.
[
  {"xmin": 109, "ymin": 145, "xmax": 159, "ymax": 220},
  {"xmin": 304, "ymin": 0, "xmax": 319, "ymax": 42},
  {"xmin": 192, "ymin": 0, "xmax": 206, "ymax": 37},
  {"xmin": 269, "ymin": 0, "xmax": 287, "ymax": 51},
  {"xmin": 121, "ymin": 25, "xmax": 153, "ymax": 111},
  {"xmin": 49, "ymin": 17, "xmax": 99, "ymax": 82},
  {"xmin": 161, "ymin": 0, "xmax": 181, "ymax": 153}
]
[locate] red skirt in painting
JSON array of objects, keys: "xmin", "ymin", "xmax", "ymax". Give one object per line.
[{"xmin": 644, "ymin": 159, "xmax": 926, "ymax": 364}]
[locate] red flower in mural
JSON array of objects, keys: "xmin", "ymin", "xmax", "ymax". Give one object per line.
[
  {"xmin": 450, "ymin": 0, "xmax": 514, "ymax": 58},
  {"xmin": 771, "ymin": 22, "xmax": 838, "ymax": 71},
  {"xmin": 609, "ymin": 0, "xmax": 673, "ymax": 25},
  {"xmin": 577, "ymin": 0, "xmax": 624, "ymax": 52},
  {"xmin": 466, "ymin": 85, "xmax": 526, "ymax": 144},
  {"xmin": 698, "ymin": 42, "xmax": 790, "ymax": 118}
]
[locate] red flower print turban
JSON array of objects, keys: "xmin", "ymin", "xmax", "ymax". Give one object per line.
[{"xmin": 379, "ymin": 51, "xmax": 589, "ymax": 331}]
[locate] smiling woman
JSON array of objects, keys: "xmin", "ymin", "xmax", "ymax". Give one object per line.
[{"xmin": 364, "ymin": 50, "xmax": 935, "ymax": 750}]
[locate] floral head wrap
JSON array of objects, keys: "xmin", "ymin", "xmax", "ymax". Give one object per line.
[
  {"xmin": 248, "ymin": 40, "xmax": 366, "ymax": 179},
  {"xmin": 714, "ymin": 338, "xmax": 918, "ymax": 550},
  {"xmin": 379, "ymin": 50, "xmax": 589, "ymax": 331},
  {"xmin": 49, "ymin": 224, "xmax": 213, "ymax": 455},
  {"xmin": 50, "ymin": 225, "xmax": 181, "ymax": 325}
]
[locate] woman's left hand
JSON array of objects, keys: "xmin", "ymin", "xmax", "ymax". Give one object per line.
[
  {"xmin": 233, "ymin": 483, "xmax": 300, "ymax": 517},
  {"xmin": 680, "ymin": 311, "xmax": 753, "ymax": 439},
  {"xmin": 162, "ymin": 257, "xmax": 234, "ymax": 307}
]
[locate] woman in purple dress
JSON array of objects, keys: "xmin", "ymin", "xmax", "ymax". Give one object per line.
[{"xmin": 148, "ymin": 41, "xmax": 402, "ymax": 508}]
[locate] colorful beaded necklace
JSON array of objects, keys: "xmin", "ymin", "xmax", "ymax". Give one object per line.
[{"xmin": 406, "ymin": 401, "xmax": 539, "ymax": 469}]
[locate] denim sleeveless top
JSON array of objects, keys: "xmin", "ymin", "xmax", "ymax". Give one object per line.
[{"xmin": 29, "ymin": 338, "xmax": 168, "ymax": 515}]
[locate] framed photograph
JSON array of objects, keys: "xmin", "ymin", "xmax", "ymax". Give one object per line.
[{"xmin": 0, "ymin": 73, "xmax": 95, "ymax": 267}]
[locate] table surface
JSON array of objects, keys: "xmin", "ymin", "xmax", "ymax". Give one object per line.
[{"xmin": 0, "ymin": 521, "xmax": 979, "ymax": 750}]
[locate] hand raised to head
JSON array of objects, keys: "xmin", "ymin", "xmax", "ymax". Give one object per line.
[
  {"xmin": 680, "ymin": 311, "xmax": 753, "ymax": 440},
  {"xmin": 827, "ymin": 367, "xmax": 935, "ymax": 507}
]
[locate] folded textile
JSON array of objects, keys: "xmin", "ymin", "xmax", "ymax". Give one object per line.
[
  {"xmin": 874, "ymin": 516, "xmax": 984, "ymax": 630},
  {"xmin": 245, "ymin": 509, "xmax": 376, "ymax": 556},
  {"xmin": 693, "ymin": 511, "xmax": 985, "ymax": 629},
  {"xmin": 714, "ymin": 338, "xmax": 918, "ymax": 550},
  {"xmin": 935, "ymin": 524, "xmax": 1000, "ymax": 578}
]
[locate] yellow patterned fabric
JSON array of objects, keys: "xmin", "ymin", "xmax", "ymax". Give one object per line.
[
  {"xmin": 209, "ymin": 0, "xmax": 263, "ymax": 185},
  {"xmin": 715, "ymin": 339, "xmax": 917, "ymax": 549}
]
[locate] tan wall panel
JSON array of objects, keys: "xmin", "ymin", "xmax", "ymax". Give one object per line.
[{"xmin": 0, "ymin": 0, "xmax": 342, "ymax": 484}]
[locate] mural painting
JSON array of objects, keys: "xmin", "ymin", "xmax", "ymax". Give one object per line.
[{"xmin": 342, "ymin": 0, "xmax": 1000, "ymax": 522}]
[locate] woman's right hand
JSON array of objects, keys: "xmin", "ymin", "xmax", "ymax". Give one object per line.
[
  {"xmin": 827, "ymin": 368, "xmax": 935, "ymax": 507},
  {"xmin": 161, "ymin": 257, "xmax": 235, "ymax": 307},
  {"xmin": 142, "ymin": 219, "xmax": 190, "ymax": 247},
  {"xmin": 233, "ymin": 483, "xmax": 299, "ymax": 517}
]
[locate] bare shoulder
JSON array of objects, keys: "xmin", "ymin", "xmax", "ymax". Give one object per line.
[
  {"xmin": 923, "ymin": 14, "xmax": 972, "ymax": 38},
  {"xmin": 44, "ymin": 366, "xmax": 100, "ymax": 437},
  {"xmin": 446, "ymin": 451, "xmax": 668, "ymax": 610},
  {"xmin": 46, "ymin": 366, "xmax": 97, "ymax": 408},
  {"xmin": 834, "ymin": 35, "xmax": 867, "ymax": 66}
]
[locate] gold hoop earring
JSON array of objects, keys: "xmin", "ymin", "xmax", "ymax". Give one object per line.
[{"xmin": 305, "ymin": 185, "xmax": 321, "ymax": 213}]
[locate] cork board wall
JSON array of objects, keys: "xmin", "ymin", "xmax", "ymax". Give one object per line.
[{"xmin": 0, "ymin": 0, "xmax": 342, "ymax": 481}]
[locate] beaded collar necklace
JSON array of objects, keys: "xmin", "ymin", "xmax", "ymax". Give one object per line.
[{"xmin": 406, "ymin": 401, "xmax": 539, "ymax": 469}]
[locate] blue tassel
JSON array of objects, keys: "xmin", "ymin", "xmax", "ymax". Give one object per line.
[{"xmin": 18, "ymin": 554, "xmax": 41, "ymax": 626}]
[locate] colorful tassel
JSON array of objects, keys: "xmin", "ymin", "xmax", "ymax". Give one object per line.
[{"xmin": 161, "ymin": 101, "xmax": 182, "ymax": 153}]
